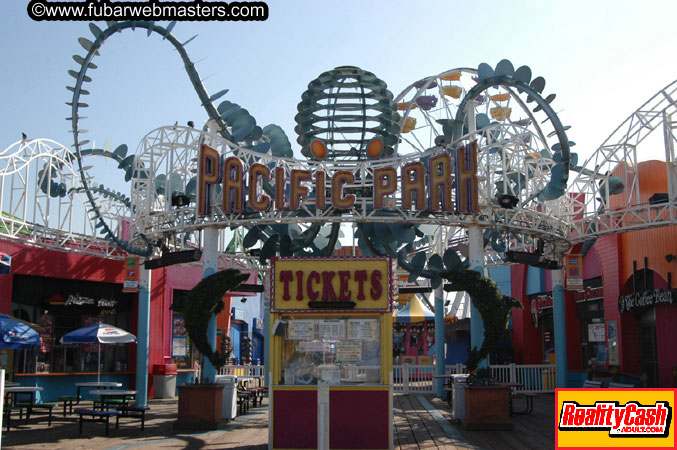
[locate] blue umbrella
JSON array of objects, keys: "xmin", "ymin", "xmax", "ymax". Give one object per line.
[
  {"xmin": 61, "ymin": 323, "xmax": 136, "ymax": 382},
  {"xmin": 0, "ymin": 314, "xmax": 40, "ymax": 349}
]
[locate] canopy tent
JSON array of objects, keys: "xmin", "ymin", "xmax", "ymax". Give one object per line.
[
  {"xmin": 394, "ymin": 295, "xmax": 434, "ymax": 323},
  {"xmin": 393, "ymin": 291, "xmax": 472, "ymax": 323}
]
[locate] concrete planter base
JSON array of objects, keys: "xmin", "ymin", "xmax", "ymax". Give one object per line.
[
  {"xmin": 463, "ymin": 385, "xmax": 513, "ymax": 430},
  {"xmin": 175, "ymin": 384, "xmax": 226, "ymax": 430}
]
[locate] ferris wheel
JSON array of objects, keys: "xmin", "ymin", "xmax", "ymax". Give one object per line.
[{"xmin": 392, "ymin": 63, "xmax": 575, "ymax": 258}]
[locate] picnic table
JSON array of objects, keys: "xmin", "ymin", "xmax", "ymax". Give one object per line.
[
  {"xmin": 5, "ymin": 386, "xmax": 44, "ymax": 422},
  {"xmin": 89, "ymin": 389, "xmax": 136, "ymax": 410},
  {"xmin": 75, "ymin": 381, "xmax": 122, "ymax": 400}
]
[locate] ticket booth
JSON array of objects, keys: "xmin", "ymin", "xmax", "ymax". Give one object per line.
[{"xmin": 269, "ymin": 256, "xmax": 393, "ymax": 450}]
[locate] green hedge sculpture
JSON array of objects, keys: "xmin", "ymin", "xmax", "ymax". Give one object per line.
[
  {"xmin": 442, "ymin": 268, "xmax": 522, "ymax": 381},
  {"xmin": 171, "ymin": 268, "xmax": 250, "ymax": 380}
]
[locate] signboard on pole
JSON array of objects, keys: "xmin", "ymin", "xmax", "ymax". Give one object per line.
[
  {"xmin": 122, "ymin": 257, "xmax": 139, "ymax": 293},
  {"xmin": 565, "ymin": 254, "xmax": 583, "ymax": 290}
]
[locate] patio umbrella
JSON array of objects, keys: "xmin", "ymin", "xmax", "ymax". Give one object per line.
[
  {"xmin": 395, "ymin": 295, "xmax": 435, "ymax": 323},
  {"xmin": 60, "ymin": 323, "xmax": 136, "ymax": 382},
  {"xmin": 0, "ymin": 314, "xmax": 41, "ymax": 349}
]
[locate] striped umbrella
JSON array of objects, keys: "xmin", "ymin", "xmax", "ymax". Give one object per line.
[
  {"xmin": 394, "ymin": 295, "xmax": 434, "ymax": 323},
  {"xmin": 61, "ymin": 323, "xmax": 136, "ymax": 382}
]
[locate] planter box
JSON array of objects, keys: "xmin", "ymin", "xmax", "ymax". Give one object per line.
[
  {"xmin": 175, "ymin": 384, "xmax": 225, "ymax": 430},
  {"xmin": 463, "ymin": 385, "xmax": 513, "ymax": 430}
]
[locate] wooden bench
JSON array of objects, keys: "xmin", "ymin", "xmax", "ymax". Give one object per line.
[
  {"xmin": 93, "ymin": 396, "xmax": 134, "ymax": 411},
  {"xmin": 510, "ymin": 392, "xmax": 536, "ymax": 415},
  {"xmin": 3, "ymin": 406, "xmax": 24, "ymax": 431},
  {"xmin": 248, "ymin": 387, "xmax": 265, "ymax": 407},
  {"xmin": 75, "ymin": 408, "xmax": 122, "ymax": 436},
  {"xmin": 443, "ymin": 387, "xmax": 453, "ymax": 405},
  {"xmin": 583, "ymin": 380, "xmax": 604, "ymax": 388},
  {"xmin": 58, "ymin": 395, "xmax": 81, "ymax": 416},
  {"xmin": 115, "ymin": 405, "xmax": 150, "ymax": 430},
  {"xmin": 15, "ymin": 402, "xmax": 57, "ymax": 426},
  {"xmin": 237, "ymin": 392, "xmax": 251, "ymax": 415}
]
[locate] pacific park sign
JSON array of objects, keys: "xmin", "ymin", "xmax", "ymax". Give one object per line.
[{"xmin": 197, "ymin": 142, "xmax": 479, "ymax": 216}]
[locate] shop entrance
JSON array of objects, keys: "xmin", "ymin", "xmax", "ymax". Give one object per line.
[{"xmin": 639, "ymin": 308, "xmax": 658, "ymax": 387}]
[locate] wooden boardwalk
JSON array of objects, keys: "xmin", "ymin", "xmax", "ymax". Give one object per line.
[
  {"xmin": 3, "ymin": 393, "xmax": 555, "ymax": 449},
  {"xmin": 394, "ymin": 394, "xmax": 555, "ymax": 449}
]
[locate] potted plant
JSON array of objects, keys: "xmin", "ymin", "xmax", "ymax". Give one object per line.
[
  {"xmin": 171, "ymin": 268, "xmax": 249, "ymax": 430},
  {"xmin": 441, "ymin": 267, "xmax": 522, "ymax": 430}
]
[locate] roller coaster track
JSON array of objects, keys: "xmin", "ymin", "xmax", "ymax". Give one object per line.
[{"xmin": 0, "ymin": 21, "xmax": 675, "ymax": 273}]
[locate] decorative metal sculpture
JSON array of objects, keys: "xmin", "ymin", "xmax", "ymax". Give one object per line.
[{"xmin": 0, "ymin": 20, "xmax": 675, "ymax": 295}]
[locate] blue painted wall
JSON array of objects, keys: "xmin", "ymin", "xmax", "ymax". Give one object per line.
[
  {"xmin": 230, "ymin": 323, "xmax": 242, "ymax": 364},
  {"xmin": 16, "ymin": 373, "xmax": 130, "ymax": 403},
  {"xmin": 229, "ymin": 293, "xmax": 263, "ymax": 364},
  {"xmin": 445, "ymin": 332, "xmax": 469, "ymax": 365},
  {"xmin": 488, "ymin": 266, "xmax": 512, "ymax": 297},
  {"xmin": 526, "ymin": 266, "xmax": 546, "ymax": 295}
]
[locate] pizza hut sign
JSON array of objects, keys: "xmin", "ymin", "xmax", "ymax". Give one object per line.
[
  {"xmin": 618, "ymin": 289, "xmax": 674, "ymax": 314},
  {"xmin": 65, "ymin": 294, "xmax": 118, "ymax": 309}
]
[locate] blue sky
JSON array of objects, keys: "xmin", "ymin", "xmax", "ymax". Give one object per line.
[{"xmin": 1, "ymin": 0, "xmax": 676, "ymax": 192}]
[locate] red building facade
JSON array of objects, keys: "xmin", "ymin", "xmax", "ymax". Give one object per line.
[{"xmin": 511, "ymin": 161, "xmax": 677, "ymax": 387}]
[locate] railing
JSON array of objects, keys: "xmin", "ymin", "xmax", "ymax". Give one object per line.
[
  {"xmin": 215, "ymin": 363, "xmax": 556, "ymax": 394},
  {"xmin": 393, "ymin": 363, "xmax": 556, "ymax": 394},
  {"xmin": 217, "ymin": 365, "xmax": 265, "ymax": 377}
]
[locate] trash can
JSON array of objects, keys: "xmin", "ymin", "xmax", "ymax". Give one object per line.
[
  {"xmin": 451, "ymin": 374, "xmax": 469, "ymax": 421},
  {"xmin": 153, "ymin": 364, "xmax": 177, "ymax": 399},
  {"xmin": 216, "ymin": 375, "xmax": 238, "ymax": 419}
]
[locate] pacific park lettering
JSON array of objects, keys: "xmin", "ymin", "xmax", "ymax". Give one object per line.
[{"xmin": 197, "ymin": 142, "xmax": 479, "ymax": 215}]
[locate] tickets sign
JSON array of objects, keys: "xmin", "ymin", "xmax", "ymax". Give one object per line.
[{"xmin": 271, "ymin": 257, "xmax": 391, "ymax": 313}]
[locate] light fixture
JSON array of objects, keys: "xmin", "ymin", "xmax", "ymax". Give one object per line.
[
  {"xmin": 666, "ymin": 254, "xmax": 676, "ymax": 263},
  {"xmin": 505, "ymin": 250, "xmax": 562, "ymax": 270},
  {"xmin": 144, "ymin": 248, "xmax": 202, "ymax": 270},
  {"xmin": 240, "ymin": 297, "xmax": 247, "ymax": 303},
  {"xmin": 649, "ymin": 193, "xmax": 669, "ymax": 205},
  {"xmin": 171, "ymin": 192, "xmax": 191, "ymax": 207},
  {"xmin": 497, "ymin": 194, "xmax": 519, "ymax": 209}
]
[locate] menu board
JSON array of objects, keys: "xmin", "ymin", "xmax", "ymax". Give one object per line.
[
  {"xmin": 39, "ymin": 314, "xmax": 53, "ymax": 354},
  {"xmin": 336, "ymin": 342, "xmax": 362, "ymax": 362},
  {"xmin": 172, "ymin": 337, "xmax": 188, "ymax": 357},
  {"xmin": 299, "ymin": 341, "xmax": 331, "ymax": 352},
  {"xmin": 287, "ymin": 320, "xmax": 315, "ymax": 340},
  {"xmin": 347, "ymin": 319, "xmax": 378, "ymax": 341},
  {"xmin": 172, "ymin": 315, "xmax": 188, "ymax": 357},
  {"xmin": 318, "ymin": 320, "xmax": 346, "ymax": 340}
]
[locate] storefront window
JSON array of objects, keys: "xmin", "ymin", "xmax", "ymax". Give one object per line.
[
  {"xmin": 171, "ymin": 290, "xmax": 195, "ymax": 369},
  {"xmin": 11, "ymin": 275, "xmax": 132, "ymax": 374},
  {"xmin": 578, "ymin": 300, "xmax": 606, "ymax": 370},
  {"xmin": 280, "ymin": 315, "xmax": 381, "ymax": 385}
]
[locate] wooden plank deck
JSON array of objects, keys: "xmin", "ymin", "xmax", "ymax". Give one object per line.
[
  {"xmin": 394, "ymin": 393, "xmax": 555, "ymax": 450},
  {"xmin": 3, "ymin": 393, "xmax": 555, "ymax": 449}
]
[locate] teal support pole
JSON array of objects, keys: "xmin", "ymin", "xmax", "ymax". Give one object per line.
[
  {"xmin": 434, "ymin": 288, "xmax": 446, "ymax": 397},
  {"xmin": 135, "ymin": 267, "xmax": 151, "ymax": 406},
  {"xmin": 468, "ymin": 225, "xmax": 486, "ymax": 368},
  {"xmin": 552, "ymin": 267, "xmax": 568, "ymax": 388},
  {"xmin": 202, "ymin": 228, "xmax": 219, "ymax": 383}
]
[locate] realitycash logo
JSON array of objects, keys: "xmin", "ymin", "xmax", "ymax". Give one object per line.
[{"xmin": 556, "ymin": 388, "xmax": 675, "ymax": 448}]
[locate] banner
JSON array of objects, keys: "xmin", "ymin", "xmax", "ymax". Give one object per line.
[
  {"xmin": 565, "ymin": 254, "xmax": 583, "ymax": 290},
  {"xmin": 122, "ymin": 256, "xmax": 139, "ymax": 293}
]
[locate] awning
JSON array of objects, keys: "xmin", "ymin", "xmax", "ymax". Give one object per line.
[{"xmin": 394, "ymin": 295, "xmax": 434, "ymax": 323}]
